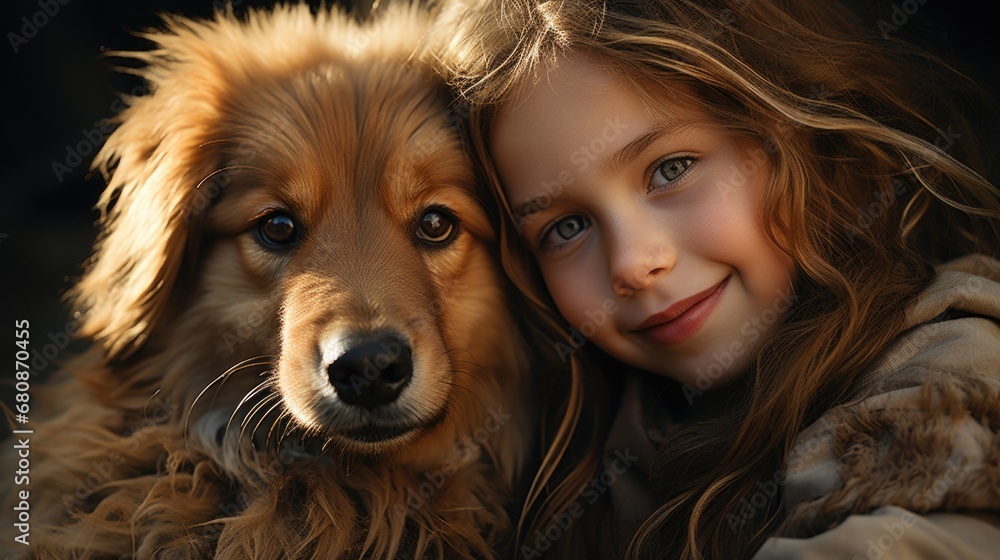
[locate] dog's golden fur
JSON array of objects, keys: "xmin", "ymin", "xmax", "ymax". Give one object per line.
[{"xmin": 5, "ymin": 4, "xmax": 532, "ymax": 558}]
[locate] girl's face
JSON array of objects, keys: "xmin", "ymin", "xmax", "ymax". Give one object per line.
[{"xmin": 490, "ymin": 53, "xmax": 796, "ymax": 390}]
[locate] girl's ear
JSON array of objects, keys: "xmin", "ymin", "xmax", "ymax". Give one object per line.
[{"xmin": 69, "ymin": 31, "xmax": 225, "ymax": 362}]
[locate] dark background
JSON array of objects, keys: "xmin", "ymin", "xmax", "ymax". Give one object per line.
[
  {"xmin": 0, "ymin": 0, "xmax": 359, "ymax": 384},
  {"xmin": 0, "ymin": 0, "xmax": 997, "ymax": 378}
]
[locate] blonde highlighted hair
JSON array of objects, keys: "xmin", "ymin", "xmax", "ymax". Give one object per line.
[{"xmin": 441, "ymin": 0, "xmax": 1000, "ymax": 557}]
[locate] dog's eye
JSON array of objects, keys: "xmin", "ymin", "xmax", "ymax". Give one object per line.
[
  {"xmin": 415, "ymin": 207, "xmax": 458, "ymax": 245},
  {"xmin": 257, "ymin": 213, "xmax": 299, "ymax": 248}
]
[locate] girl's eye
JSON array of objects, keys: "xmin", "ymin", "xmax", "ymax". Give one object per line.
[
  {"xmin": 649, "ymin": 156, "xmax": 697, "ymax": 192},
  {"xmin": 415, "ymin": 206, "xmax": 459, "ymax": 245},
  {"xmin": 256, "ymin": 212, "xmax": 299, "ymax": 249},
  {"xmin": 540, "ymin": 215, "xmax": 590, "ymax": 249}
]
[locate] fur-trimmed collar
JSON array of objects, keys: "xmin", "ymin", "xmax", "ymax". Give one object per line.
[{"xmin": 777, "ymin": 255, "xmax": 1000, "ymax": 537}]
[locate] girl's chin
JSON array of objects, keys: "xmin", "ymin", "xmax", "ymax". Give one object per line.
[{"xmin": 638, "ymin": 350, "xmax": 748, "ymax": 392}]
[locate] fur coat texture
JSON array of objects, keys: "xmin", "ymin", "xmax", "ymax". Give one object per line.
[{"xmin": 754, "ymin": 254, "xmax": 1000, "ymax": 558}]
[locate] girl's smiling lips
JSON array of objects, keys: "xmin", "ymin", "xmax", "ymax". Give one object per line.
[{"xmin": 632, "ymin": 276, "xmax": 730, "ymax": 345}]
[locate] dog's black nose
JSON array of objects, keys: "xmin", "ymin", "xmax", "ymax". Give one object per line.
[{"xmin": 327, "ymin": 334, "xmax": 413, "ymax": 410}]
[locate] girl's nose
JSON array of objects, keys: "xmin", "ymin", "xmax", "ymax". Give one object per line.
[{"xmin": 609, "ymin": 242, "xmax": 675, "ymax": 297}]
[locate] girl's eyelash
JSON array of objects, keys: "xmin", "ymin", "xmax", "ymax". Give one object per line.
[
  {"xmin": 533, "ymin": 156, "xmax": 697, "ymax": 252},
  {"xmin": 536, "ymin": 221, "xmax": 564, "ymax": 252},
  {"xmin": 537, "ymin": 215, "xmax": 588, "ymax": 252},
  {"xmin": 647, "ymin": 155, "xmax": 698, "ymax": 193}
]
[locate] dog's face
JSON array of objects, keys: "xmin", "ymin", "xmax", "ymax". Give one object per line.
[
  {"xmin": 74, "ymin": 7, "xmax": 526, "ymax": 466},
  {"xmin": 203, "ymin": 62, "xmax": 511, "ymax": 456},
  {"xmin": 210, "ymin": 66, "xmax": 500, "ymax": 453}
]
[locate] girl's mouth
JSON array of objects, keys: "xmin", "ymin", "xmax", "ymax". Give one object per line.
[{"xmin": 633, "ymin": 276, "xmax": 730, "ymax": 346}]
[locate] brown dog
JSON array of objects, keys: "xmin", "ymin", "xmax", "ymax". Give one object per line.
[{"xmin": 4, "ymin": 4, "xmax": 532, "ymax": 558}]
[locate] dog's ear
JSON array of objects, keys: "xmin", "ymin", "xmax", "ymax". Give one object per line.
[{"xmin": 69, "ymin": 20, "xmax": 228, "ymax": 362}]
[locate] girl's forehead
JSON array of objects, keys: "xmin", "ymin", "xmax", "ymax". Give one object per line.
[
  {"xmin": 496, "ymin": 51, "xmax": 698, "ymax": 128},
  {"xmin": 488, "ymin": 51, "xmax": 729, "ymax": 208}
]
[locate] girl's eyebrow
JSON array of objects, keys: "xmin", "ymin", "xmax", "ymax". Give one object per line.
[
  {"xmin": 512, "ymin": 189, "xmax": 566, "ymax": 222},
  {"xmin": 511, "ymin": 120, "xmax": 701, "ymax": 221},
  {"xmin": 603, "ymin": 120, "xmax": 696, "ymax": 176}
]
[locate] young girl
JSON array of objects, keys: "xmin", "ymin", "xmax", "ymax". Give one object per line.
[{"xmin": 442, "ymin": 0, "xmax": 1000, "ymax": 558}]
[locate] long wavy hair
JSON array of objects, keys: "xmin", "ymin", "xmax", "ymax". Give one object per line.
[{"xmin": 441, "ymin": 0, "xmax": 1000, "ymax": 558}]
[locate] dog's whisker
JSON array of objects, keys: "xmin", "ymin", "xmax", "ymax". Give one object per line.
[
  {"xmin": 225, "ymin": 384, "xmax": 270, "ymax": 436},
  {"xmin": 194, "ymin": 165, "xmax": 265, "ymax": 191},
  {"xmin": 238, "ymin": 375, "xmax": 276, "ymax": 409},
  {"xmin": 440, "ymin": 380, "xmax": 481, "ymax": 437},
  {"xmin": 240, "ymin": 384, "xmax": 281, "ymax": 428},
  {"xmin": 277, "ymin": 413, "xmax": 298, "ymax": 449},
  {"xmin": 142, "ymin": 388, "xmax": 164, "ymax": 423},
  {"xmin": 444, "ymin": 374, "xmax": 489, "ymax": 416},
  {"xmin": 224, "ymin": 376, "xmax": 275, "ymax": 442},
  {"xmin": 443, "ymin": 348, "xmax": 503, "ymax": 388},
  {"xmin": 185, "ymin": 357, "xmax": 273, "ymax": 432},
  {"xmin": 265, "ymin": 408, "xmax": 291, "ymax": 448},
  {"xmin": 448, "ymin": 355, "xmax": 502, "ymax": 389},
  {"xmin": 248, "ymin": 396, "xmax": 284, "ymax": 447},
  {"xmin": 440, "ymin": 413, "xmax": 465, "ymax": 453},
  {"xmin": 196, "ymin": 138, "xmax": 245, "ymax": 149},
  {"xmin": 314, "ymin": 436, "xmax": 337, "ymax": 464},
  {"xmin": 299, "ymin": 436, "xmax": 341, "ymax": 472},
  {"xmin": 240, "ymin": 391, "xmax": 279, "ymax": 433},
  {"xmin": 184, "ymin": 356, "xmax": 274, "ymax": 442}
]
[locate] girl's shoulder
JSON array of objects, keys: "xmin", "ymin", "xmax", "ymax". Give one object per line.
[
  {"xmin": 763, "ymin": 254, "xmax": 1000, "ymax": 556},
  {"xmin": 832, "ymin": 255, "xmax": 1000, "ymax": 402},
  {"xmin": 854, "ymin": 254, "xmax": 1000, "ymax": 397}
]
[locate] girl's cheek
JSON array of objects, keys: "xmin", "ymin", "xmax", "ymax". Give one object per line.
[{"xmin": 542, "ymin": 261, "xmax": 598, "ymax": 328}]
